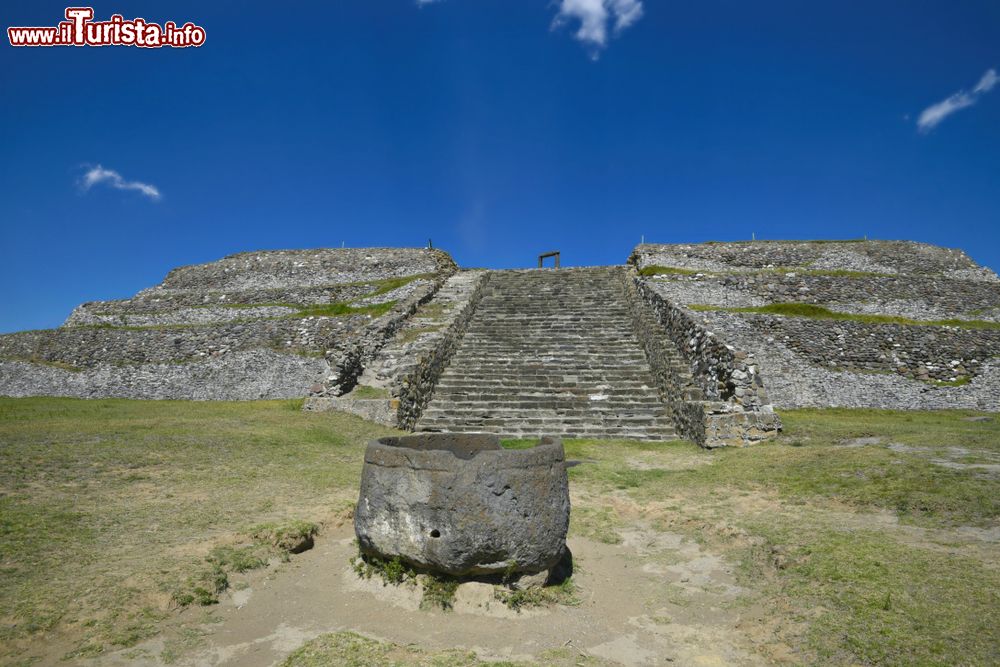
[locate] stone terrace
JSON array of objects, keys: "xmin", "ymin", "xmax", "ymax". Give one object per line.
[
  {"xmin": 631, "ymin": 240, "xmax": 1000, "ymax": 410},
  {"xmin": 0, "ymin": 248, "xmax": 456, "ymax": 400}
]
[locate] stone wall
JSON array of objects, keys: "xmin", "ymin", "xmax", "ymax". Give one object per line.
[
  {"xmin": 633, "ymin": 240, "xmax": 999, "ymax": 282},
  {"xmin": 620, "ymin": 267, "xmax": 781, "ymax": 447},
  {"xmin": 0, "ymin": 350, "xmax": 327, "ymax": 401},
  {"xmin": 702, "ymin": 313, "xmax": 1000, "ymax": 411},
  {"xmin": 303, "ymin": 270, "xmax": 489, "ymax": 427},
  {"xmin": 631, "ymin": 241, "xmax": 1000, "ymax": 412},
  {"xmin": 1, "ymin": 247, "xmax": 457, "ymax": 401},
  {"xmin": 395, "ymin": 272, "xmax": 492, "ymax": 429},
  {"xmin": 643, "ymin": 272, "xmax": 1000, "ymax": 323}
]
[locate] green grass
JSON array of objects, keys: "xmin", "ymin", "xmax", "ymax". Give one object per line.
[
  {"xmin": 638, "ymin": 265, "xmax": 702, "ymax": 276},
  {"xmin": 351, "ymin": 553, "xmax": 461, "ymax": 611},
  {"xmin": 564, "ymin": 409, "xmax": 1000, "ymax": 529},
  {"xmin": 556, "ymin": 409, "xmax": 1000, "ymax": 665},
  {"xmin": 62, "ymin": 273, "xmax": 428, "ymax": 330},
  {"xmin": 687, "ymin": 302, "xmax": 1000, "ymax": 330},
  {"xmin": 248, "ymin": 520, "xmax": 319, "ymax": 553},
  {"xmin": 280, "ymin": 631, "xmax": 530, "ymax": 667},
  {"xmin": 348, "ymin": 385, "xmax": 391, "ymax": 399},
  {"xmin": 740, "ymin": 520, "xmax": 1000, "ymax": 665},
  {"xmin": 399, "ymin": 325, "xmax": 443, "ymax": 343},
  {"xmin": 365, "ymin": 273, "xmax": 435, "ymax": 297},
  {"xmin": 494, "ymin": 577, "xmax": 579, "ymax": 612},
  {"xmin": 0, "ymin": 356, "xmax": 83, "ymax": 372},
  {"xmin": 1, "ymin": 399, "xmax": 998, "ymax": 665},
  {"xmin": 0, "ymin": 397, "xmax": 399, "ymax": 663},
  {"xmin": 419, "ymin": 576, "xmax": 460, "ymax": 611},
  {"xmin": 353, "ymin": 554, "xmax": 416, "ymax": 586},
  {"xmin": 211, "ymin": 274, "xmax": 434, "ymax": 310},
  {"xmin": 933, "ymin": 376, "xmax": 972, "ymax": 387},
  {"xmin": 293, "ymin": 300, "xmax": 397, "ymax": 318}
]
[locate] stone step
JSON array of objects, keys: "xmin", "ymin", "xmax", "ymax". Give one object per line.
[
  {"xmin": 456, "ymin": 341, "xmax": 645, "ymax": 349},
  {"xmin": 424, "ymin": 391, "xmax": 665, "ymax": 402},
  {"xmin": 419, "ymin": 409, "xmax": 671, "ymax": 422},
  {"xmin": 431, "ymin": 386, "xmax": 700, "ymax": 400},
  {"xmin": 475, "ymin": 309, "xmax": 627, "ymax": 315},
  {"xmin": 414, "ymin": 267, "xmax": 689, "ymax": 441},
  {"xmin": 444, "ymin": 356, "xmax": 653, "ymax": 367},
  {"xmin": 436, "ymin": 381, "xmax": 661, "ymax": 392},
  {"xmin": 432, "ymin": 383, "xmax": 661, "ymax": 394},
  {"xmin": 464, "ymin": 326, "xmax": 635, "ymax": 334},
  {"xmin": 437, "ymin": 377, "xmax": 660, "ymax": 387},
  {"xmin": 415, "ymin": 423, "xmax": 678, "ymax": 440},
  {"xmin": 421, "ymin": 409, "xmax": 670, "ymax": 420},
  {"xmin": 416, "ymin": 416, "xmax": 676, "ymax": 429},
  {"xmin": 455, "ymin": 348, "xmax": 652, "ymax": 359},
  {"xmin": 448, "ymin": 348, "xmax": 670, "ymax": 357}
]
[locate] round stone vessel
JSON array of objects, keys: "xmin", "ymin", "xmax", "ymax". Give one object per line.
[{"xmin": 354, "ymin": 433, "xmax": 570, "ymax": 577}]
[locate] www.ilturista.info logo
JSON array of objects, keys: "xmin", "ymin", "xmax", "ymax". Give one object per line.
[{"xmin": 8, "ymin": 7, "xmax": 205, "ymax": 48}]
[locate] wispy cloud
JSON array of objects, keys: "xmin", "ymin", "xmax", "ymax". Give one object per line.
[
  {"xmin": 415, "ymin": 0, "xmax": 644, "ymax": 56},
  {"xmin": 917, "ymin": 68, "xmax": 997, "ymax": 133},
  {"xmin": 80, "ymin": 165, "xmax": 161, "ymax": 201},
  {"xmin": 552, "ymin": 0, "xmax": 644, "ymax": 55}
]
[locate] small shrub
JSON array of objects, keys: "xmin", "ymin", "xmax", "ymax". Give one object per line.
[
  {"xmin": 249, "ymin": 520, "xmax": 318, "ymax": 554},
  {"xmin": 494, "ymin": 577, "xmax": 578, "ymax": 611},
  {"xmin": 172, "ymin": 564, "xmax": 228, "ymax": 607},
  {"xmin": 420, "ymin": 575, "xmax": 459, "ymax": 611},
  {"xmin": 207, "ymin": 545, "xmax": 267, "ymax": 573},
  {"xmin": 352, "ymin": 554, "xmax": 415, "ymax": 586}
]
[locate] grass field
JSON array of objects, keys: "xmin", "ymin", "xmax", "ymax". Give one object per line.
[{"xmin": 1, "ymin": 399, "xmax": 998, "ymax": 665}]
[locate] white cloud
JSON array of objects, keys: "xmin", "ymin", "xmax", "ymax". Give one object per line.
[
  {"xmin": 416, "ymin": 0, "xmax": 644, "ymax": 56},
  {"xmin": 609, "ymin": 0, "xmax": 644, "ymax": 31},
  {"xmin": 80, "ymin": 165, "xmax": 161, "ymax": 200},
  {"xmin": 917, "ymin": 68, "xmax": 997, "ymax": 133},
  {"xmin": 973, "ymin": 68, "xmax": 998, "ymax": 94},
  {"xmin": 553, "ymin": 0, "xmax": 644, "ymax": 54}
]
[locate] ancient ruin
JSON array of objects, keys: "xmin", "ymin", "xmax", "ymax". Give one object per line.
[
  {"xmin": 2, "ymin": 239, "xmax": 997, "ymax": 446},
  {"xmin": 354, "ymin": 433, "xmax": 570, "ymax": 579}
]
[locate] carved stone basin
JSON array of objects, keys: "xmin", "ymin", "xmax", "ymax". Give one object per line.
[{"xmin": 354, "ymin": 433, "xmax": 570, "ymax": 577}]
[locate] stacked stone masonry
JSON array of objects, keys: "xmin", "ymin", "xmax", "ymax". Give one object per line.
[
  {"xmin": 303, "ymin": 270, "xmax": 491, "ymax": 427},
  {"xmin": 5, "ymin": 239, "xmax": 994, "ymax": 442},
  {"xmin": 416, "ymin": 268, "xmax": 692, "ymax": 442},
  {"xmin": 631, "ymin": 240, "xmax": 1000, "ymax": 411},
  {"xmin": 0, "ymin": 248, "xmax": 456, "ymax": 400}
]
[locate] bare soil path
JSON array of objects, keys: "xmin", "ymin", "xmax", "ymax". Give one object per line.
[{"xmin": 97, "ymin": 523, "xmax": 774, "ymax": 667}]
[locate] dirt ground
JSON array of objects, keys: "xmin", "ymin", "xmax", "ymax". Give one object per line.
[{"xmin": 93, "ymin": 518, "xmax": 783, "ymax": 667}]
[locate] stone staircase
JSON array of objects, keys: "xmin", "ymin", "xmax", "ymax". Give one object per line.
[{"xmin": 416, "ymin": 267, "xmax": 684, "ymax": 440}]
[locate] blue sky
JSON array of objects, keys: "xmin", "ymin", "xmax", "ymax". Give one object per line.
[{"xmin": 1, "ymin": 1, "xmax": 998, "ymax": 333}]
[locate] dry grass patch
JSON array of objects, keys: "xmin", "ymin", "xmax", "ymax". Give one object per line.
[{"xmin": 0, "ymin": 398, "xmax": 398, "ymax": 663}]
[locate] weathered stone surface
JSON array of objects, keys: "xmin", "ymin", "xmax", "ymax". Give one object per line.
[
  {"xmin": 630, "ymin": 241, "xmax": 1000, "ymax": 412},
  {"xmin": 632, "ymin": 240, "xmax": 999, "ymax": 282},
  {"xmin": 354, "ymin": 433, "xmax": 570, "ymax": 576},
  {"xmin": 0, "ymin": 247, "xmax": 458, "ymax": 400},
  {"xmin": 415, "ymin": 268, "xmax": 681, "ymax": 441},
  {"xmin": 302, "ymin": 396, "xmax": 398, "ymax": 426}
]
